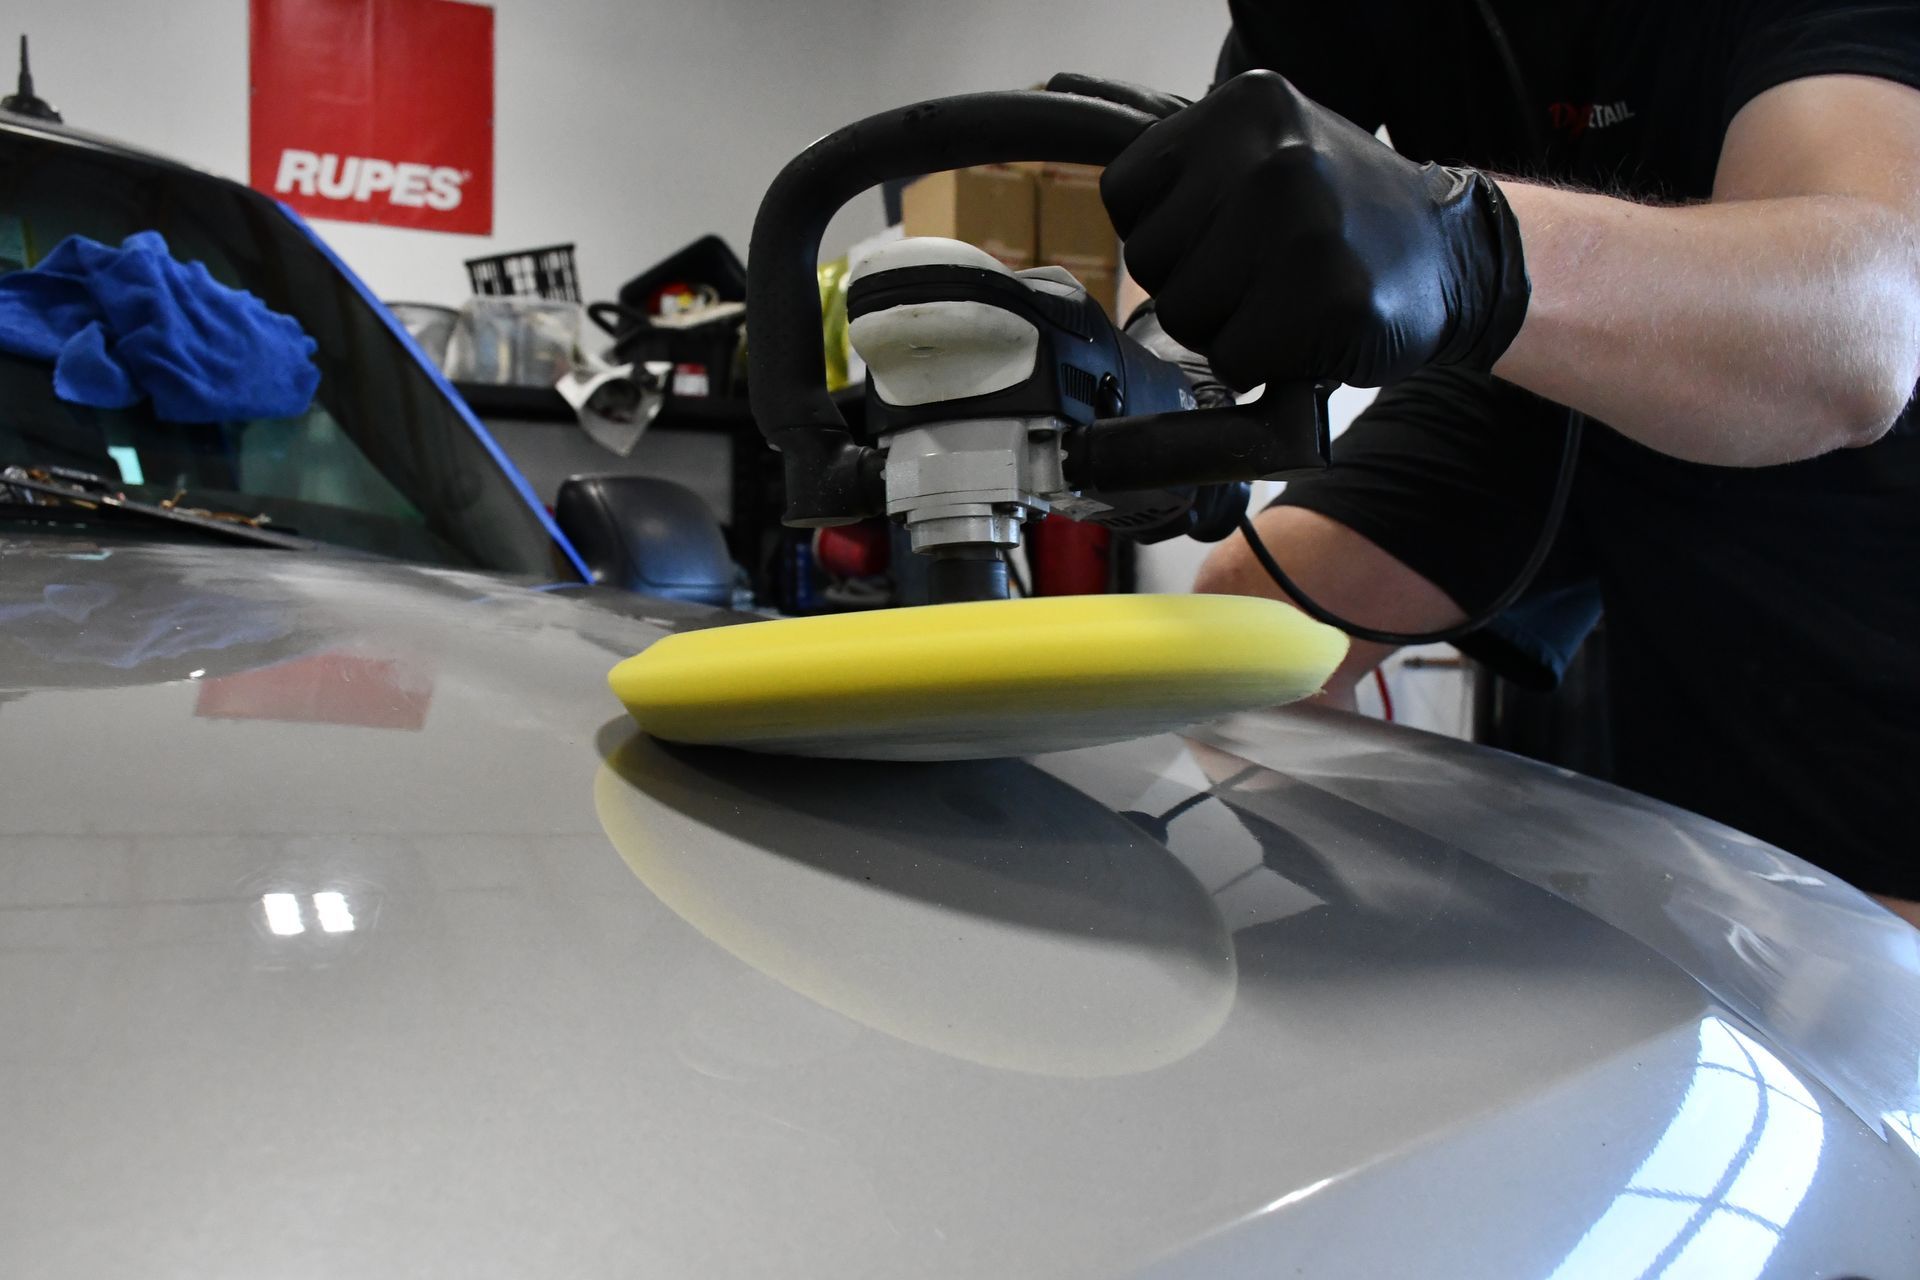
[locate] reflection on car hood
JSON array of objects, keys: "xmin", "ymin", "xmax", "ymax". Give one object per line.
[{"xmin": 1, "ymin": 534, "xmax": 1916, "ymax": 1279}]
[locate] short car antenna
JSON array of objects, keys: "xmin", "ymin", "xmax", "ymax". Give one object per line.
[{"xmin": 2, "ymin": 35, "xmax": 62, "ymax": 124}]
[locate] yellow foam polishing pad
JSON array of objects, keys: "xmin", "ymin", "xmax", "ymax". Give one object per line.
[{"xmin": 608, "ymin": 594, "xmax": 1348, "ymax": 761}]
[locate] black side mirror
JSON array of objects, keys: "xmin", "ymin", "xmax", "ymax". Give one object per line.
[{"xmin": 554, "ymin": 475, "xmax": 734, "ymax": 606}]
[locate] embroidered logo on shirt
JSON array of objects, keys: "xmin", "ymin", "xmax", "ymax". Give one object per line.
[{"xmin": 1548, "ymin": 100, "xmax": 1637, "ymax": 138}]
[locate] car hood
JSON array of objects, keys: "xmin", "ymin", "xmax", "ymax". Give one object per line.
[{"xmin": 2, "ymin": 534, "xmax": 1917, "ymax": 1279}]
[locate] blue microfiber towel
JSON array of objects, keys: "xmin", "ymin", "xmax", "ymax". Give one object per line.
[{"xmin": 0, "ymin": 230, "xmax": 321, "ymax": 422}]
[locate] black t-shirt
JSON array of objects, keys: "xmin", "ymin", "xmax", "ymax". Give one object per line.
[
  {"xmin": 1223, "ymin": 0, "xmax": 1920, "ymax": 197},
  {"xmin": 1225, "ymin": 1, "xmax": 1920, "ymax": 894}
]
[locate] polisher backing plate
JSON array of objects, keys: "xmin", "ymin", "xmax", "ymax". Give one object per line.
[{"xmin": 608, "ymin": 594, "xmax": 1349, "ymax": 762}]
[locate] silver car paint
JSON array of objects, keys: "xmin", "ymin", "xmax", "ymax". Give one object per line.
[{"xmin": 1, "ymin": 534, "xmax": 1916, "ymax": 1278}]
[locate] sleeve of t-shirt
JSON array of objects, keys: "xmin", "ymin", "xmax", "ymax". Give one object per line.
[
  {"xmin": 1723, "ymin": 1, "xmax": 1920, "ymax": 127},
  {"xmin": 1221, "ymin": 0, "xmax": 1388, "ymax": 131}
]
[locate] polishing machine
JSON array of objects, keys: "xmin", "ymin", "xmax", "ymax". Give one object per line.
[{"xmin": 745, "ymin": 89, "xmax": 1335, "ymax": 604}]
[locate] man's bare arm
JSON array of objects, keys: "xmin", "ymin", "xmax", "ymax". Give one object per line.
[{"xmin": 1493, "ymin": 75, "xmax": 1920, "ymax": 466}]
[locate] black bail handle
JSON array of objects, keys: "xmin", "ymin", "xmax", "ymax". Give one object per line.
[{"xmin": 746, "ymin": 89, "xmax": 1329, "ymax": 528}]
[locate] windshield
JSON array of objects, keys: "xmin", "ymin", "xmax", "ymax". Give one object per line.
[{"xmin": 0, "ymin": 122, "xmax": 578, "ymax": 577}]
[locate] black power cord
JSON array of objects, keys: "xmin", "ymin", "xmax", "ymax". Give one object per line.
[
  {"xmin": 1240, "ymin": 0, "xmax": 1585, "ymax": 647},
  {"xmin": 1237, "ymin": 412, "xmax": 1583, "ymax": 646}
]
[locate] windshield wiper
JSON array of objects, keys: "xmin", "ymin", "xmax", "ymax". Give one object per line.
[{"xmin": 0, "ymin": 465, "xmax": 315, "ymax": 550}]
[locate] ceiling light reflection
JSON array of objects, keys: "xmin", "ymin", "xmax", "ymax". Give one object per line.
[
  {"xmin": 312, "ymin": 891, "xmax": 355, "ymax": 934},
  {"xmin": 261, "ymin": 892, "xmax": 304, "ymax": 936},
  {"xmin": 1546, "ymin": 1018, "xmax": 1825, "ymax": 1280}
]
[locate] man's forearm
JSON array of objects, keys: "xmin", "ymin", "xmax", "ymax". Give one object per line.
[{"xmin": 1493, "ymin": 181, "xmax": 1920, "ymax": 465}]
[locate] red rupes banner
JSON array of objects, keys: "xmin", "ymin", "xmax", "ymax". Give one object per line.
[{"xmin": 250, "ymin": 0, "xmax": 493, "ymax": 234}]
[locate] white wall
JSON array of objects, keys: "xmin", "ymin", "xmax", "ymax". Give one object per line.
[
  {"xmin": 22, "ymin": 0, "xmax": 901, "ymax": 306},
  {"xmin": 863, "ymin": 0, "xmax": 1225, "ymax": 101},
  {"xmin": 20, "ymin": 0, "xmax": 1236, "ymax": 305}
]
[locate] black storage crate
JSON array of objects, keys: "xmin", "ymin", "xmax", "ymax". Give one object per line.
[
  {"xmin": 588, "ymin": 237, "xmax": 748, "ymax": 396},
  {"xmin": 465, "ymin": 244, "xmax": 581, "ymax": 302}
]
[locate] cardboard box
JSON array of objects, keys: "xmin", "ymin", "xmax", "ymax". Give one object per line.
[
  {"xmin": 1036, "ymin": 163, "xmax": 1119, "ymax": 314},
  {"xmin": 901, "ymin": 165, "xmax": 1038, "ymax": 270},
  {"xmin": 1036, "ymin": 163, "xmax": 1116, "ymax": 266},
  {"xmin": 897, "ymin": 162, "xmax": 1119, "ymax": 313}
]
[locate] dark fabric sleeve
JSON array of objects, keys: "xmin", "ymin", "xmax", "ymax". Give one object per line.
[
  {"xmin": 1223, "ymin": 0, "xmax": 1387, "ymax": 131},
  {"xmin": 1723, "ymin": 1, "xmax": 1920, "ymax": 127},
  {"xmin": 1214, "ymin": 26, "xmax": 1255, "ymax": 88}
]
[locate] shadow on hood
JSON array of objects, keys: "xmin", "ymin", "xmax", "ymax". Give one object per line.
[{"xmin": 593, "ymin": 721, "xmax": 1237, "ymax": 1077}]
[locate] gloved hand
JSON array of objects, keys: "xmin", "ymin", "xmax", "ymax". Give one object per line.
[
  {"xmin": 1121, "ymin": 299, "xmax": 1248, "ymax": 544},
  {"xmin": 1051, "ymin": 70, "xmax": 1530, "ymax": 390},
  {"xmin": 1122, "ymin": 297, "xmax": 1233, "ymax": 410}
]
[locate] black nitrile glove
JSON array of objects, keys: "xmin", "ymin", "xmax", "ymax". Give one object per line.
[
  {"xmin": 1122, "ymin": 299, "xmax": 1249, "ymax": 544},
  {"xmin": 1123, "ymin": 298, "xmax": 1233, "ymax": 410},
  {"xmin": 1054, "ymin": 70, "xmax": 1530, "ymax": 390}
]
